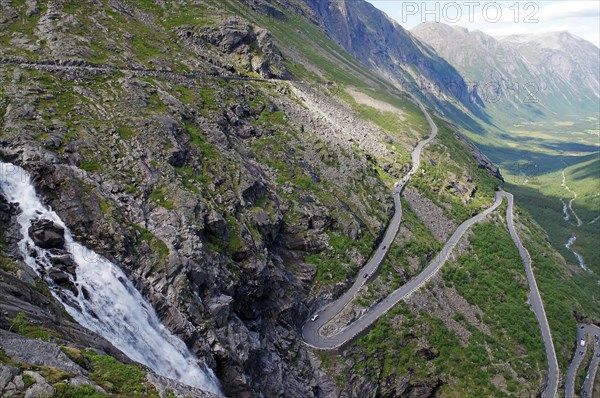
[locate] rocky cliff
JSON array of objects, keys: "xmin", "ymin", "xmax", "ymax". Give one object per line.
[
  {"xmin": 1, "ymin": 1, "xmax": 591, "ymax": 398},
  {"xmin": 0, "ymin": 1, "xmax": 409, "ymax": 396}
]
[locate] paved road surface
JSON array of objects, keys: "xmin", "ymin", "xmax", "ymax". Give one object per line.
[
  {"xmin": 504, "ymin": 192, "xmax": 559, "ymax": 398},
  {"xmin": 302, "ymin": 192, "xmax": 503, "ymax": 349},
  {"xmin": 565, "ymin": 324, "xmax": 600, "ymax": 398},
  {"xmin": 302, "ymin": 106, "xmax": 560, "ymax": 398},
  {"xmin": 1, "ymin": 55, "xmax": 565, "ymax": 398},
  {"xmin": 583, "ymin": 336, "xmax": 600, "ymax": 398},
  {"xmin": 0, "ymin": 57, "xmax": 275, "ymax": 83},
  {"xmin": 302, "ymin": 100, "xmax": 438, "ymax": 349}
]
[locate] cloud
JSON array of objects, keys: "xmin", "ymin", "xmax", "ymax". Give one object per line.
[
  {"xmin": 368, "ymin": 0, "xmax": 600, "ymax": 46},
  {"xmin": 453, "ymin": 1, "xmax": 599, "ymax": 26},
  {"xmin": 538, "ymin": 1, "xmax": 600, "ymax": 21}
]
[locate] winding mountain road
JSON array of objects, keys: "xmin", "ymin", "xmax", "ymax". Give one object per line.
[
  {"xmin": 302, "ymin": 192, "xmax": 504, "ymax": 349},
  {"xmin": 565, "ymin": 324, "xmax": 600, "ymax": 398},
  {"xmin": 302, "ymin": 103, "xmax": 559, "ymax": 398},
  {"xmin": 504, "ymin": 192, "xmax": 559, "ymax": 398},
  {"xmin": 302, "ymin": 101, "xmax": 438, "ymax": 349},
  {"xmin": 2, "ymin": 55, "xmax": 563, "ymax": 398},
  {"xmin": 0, "ymin": 57, "xmax": 274, "ymax": 83}
]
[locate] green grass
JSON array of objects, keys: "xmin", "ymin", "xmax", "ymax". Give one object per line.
[
  {"xmin": 351, "ymin": 303, "xmax": 533, "ymax": 397},
  {"xmin": 308, "ymin": 232, "xmax": 374, "ymax": 284},
  {"xmin": 133, "ymin": 224, "xmax": 169, "ymax": 274},
  {"xmin": 337, "ymin": 90, "xmax": 405, "ymax": 135},
  {"xmin": 22, "ymin": 373, "xmax": 36, "ymax": 389},
  {"xmin": 354, "ymin": 195, "xmax": 444, "ymax": 308},
  {"xmin": 185, "ymin": 123, "xmax": 215, "ymax": 158},
  {"xmin": 85, "ymin": 351, "xmax": 151, "ymax": 396},
  {"xmin": 148, "ymin": 188, "xmax": 174, "ymax": 210},
  {"xmin": 55, "ymin": 384, "xmax": 108, "ymax": 398},
  {"xmin": 175, "ymin": 165, "xmax": 209, "ymax": 192},
  {"xmin": 199, "ymin": 86, "xmax": 217, "ymax": 116},
  {"xmin": 575, "ymin": 344, "xmax": 594, "ymax": 393},
  {"xmin": 458, "ymin": 104, "xmax": 599, "ymax": 282},
  {"xmin": 256, "ymin": 109, "xmax": 287, "ymax": 126},
  {"xmin": 443, "ymin": 222, "xmax": 546, "ymax": 371},
  {"xmin": 0, "ymin": 255, "xmax": 18, "ymax": 273},
  {"xmin": 58, "ymin": 349, "xmax": 164, "ymax": 397},
  {"xmin": 130, "ymin": 36, "xmax": 163, "ymax": 61},
  {"xmin": 411, "ymin": 117, "xmax": 500, "ymax": 223},
  {"xmin": 508, "ymin": 182, "xmax": 599, "ymax": 274},
  {"xmin": 79, "ymin": 161, "xmax": 101, "ymax": 172},
  {"xmin": 514, "ymin": 208, "xmax": 600, "ymax": 369},
  {"xmin": 374, "ymin": 197, "xmax": 441, "ymax": 292},
  {"xmin": 506, "ymin": 155, "xmax": 599, "ymax": 274},
  {"xmin": 8, "ymin": 312, "xmax": 63, "ymax": 341},
  {"xmin": 225, "ymin": 215, "xmax": 246, "ymax": 254},
  {"xmin": 116, "ymin": 125, "xmax": 136, "ymax": 140},
  {"xmin": 333, "ymin": 219, "xmax": 547, "ymax": 396},
  {"xmin": 2, "ymin": 344, "xmax": 168, "ymax": 397}
]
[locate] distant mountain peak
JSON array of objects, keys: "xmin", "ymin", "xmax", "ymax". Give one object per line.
[
  {"xmin": 412, "ymin": 22, "xmax": 599, "ymax": 121},
  {"xmin": 500, "ymin": 30, "xmax": 592, "ymax": 49}
]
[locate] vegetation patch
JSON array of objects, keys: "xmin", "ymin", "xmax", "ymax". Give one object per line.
[
  {"xmin": 411, "ymin": 118, "xmax": 500, "ymax": 223},
  {"xmin": 185, "ymin": 123, "xmax": 215, "ymax": 158},
  {"xmin": 443, "ymin": 222, "xmax": 546, "ymax": 375},
  {"xmin": 308, "ymin": 233, "xmax": 374, "ymax": 284},
  {"xmin": 8, "ymin": 312, "xmax": 63, "ymax": 341},
  {"xmin": 133, "ymin": 225, "xmax": 169, "ymax": 274},
  {"xmin": 60, "ymin": 348, "xmax": 165, "ymax": 397},
  {"xmin": 148, "ymin": 188, "xmax": 175, "ymax": 210},
  {"xmin": 116, "ymin": 125, "xmax": 136, "ymax": 140}
]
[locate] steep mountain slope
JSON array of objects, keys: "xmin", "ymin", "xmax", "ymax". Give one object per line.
[
  {"xmin": 411, "ymin": 22, "xmax": 542, "ymax": 122},
  {"xmin": 300, "ymin": 0, "xmax": 491, "ymax": 131},
  {"xmin": 0, "ymin": 1, "xmax": 598, "ymax": 397},
  {"xmin": 411, "ymin": 21, "xmax": 600, "ymax": 278},
  {"xmin": 0, "ymin": 1, "xmax": 488, "ymax": 396},
  {"xmin": 412, "ymin": 23, "xmax": 600, "ymax": 124},
  {"xmin": 502, "ymin": 31, "xmax": 600, "ymax": 104}
]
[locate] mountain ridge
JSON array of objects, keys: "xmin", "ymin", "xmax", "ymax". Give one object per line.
[
  {"xmin": 411, "ymin": 21, "xmax": 600, "ymax": 123},
  {"xmin": 0, "ymin": 1, "xmax": 598, "ymax": 397}
]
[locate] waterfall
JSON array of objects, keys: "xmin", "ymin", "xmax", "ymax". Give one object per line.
[
  {"xmin": 565, "ymin": 235, "xmax": 587, "ymax": 271},
  {"xmin": 0, "ymin": 162, "xmax": 222, "ymax": 396}
]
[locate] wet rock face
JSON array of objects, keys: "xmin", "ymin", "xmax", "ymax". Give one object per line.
[
  {"xmin": 28, "ymin": 219, "xmax": 65, "ymax": 249},
  {"xmin": 0, "ymin": 195, "xmax": 22, "ymax": 256}
]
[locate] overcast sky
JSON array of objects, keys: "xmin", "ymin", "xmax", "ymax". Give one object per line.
[{"xmin": 367, "ymin": 0, "xmax": 600, "ymax": 46}]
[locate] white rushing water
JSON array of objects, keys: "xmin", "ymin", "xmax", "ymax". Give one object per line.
[
  {"xmin": 0, "ymin": 162, "xmax": 222, "ymax": 395},
  {"xmin": 560, "ymin": 199, "xmax": 570, "ymax": 221},
  {"xmin": 565, "ymin": 235, "xmax": 587, "ymax": 271}
]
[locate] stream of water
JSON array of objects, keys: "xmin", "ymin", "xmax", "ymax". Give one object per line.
[
  {"xmin": 0, "ymin": 162, "xmax": 222, "ymax": 395},
  {"xmin": 565, "ymin": 235, "xmax": 587, "ymax": 271}
]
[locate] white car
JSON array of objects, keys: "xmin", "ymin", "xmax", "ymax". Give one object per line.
[{"xmin": 311, "ymin": 314, "xmax": 319, "ymax": 321}]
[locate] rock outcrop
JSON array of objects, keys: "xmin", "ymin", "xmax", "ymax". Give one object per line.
[
  {"xmin": 28, "ymin": 219, "xmax": 65, "ymax": 249},
  {"xmin": 0, "ymin": 1, "xmax": 515, "ymax": 396}
]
